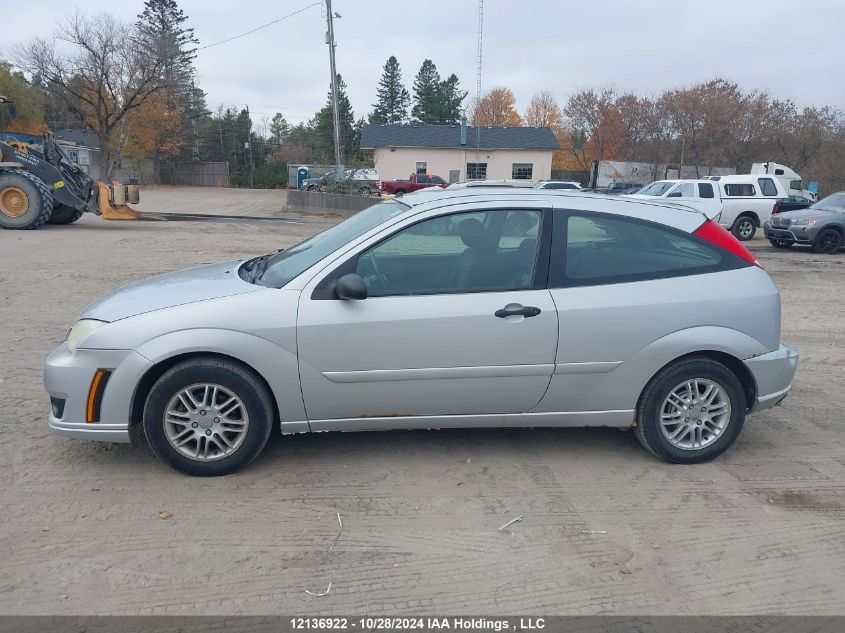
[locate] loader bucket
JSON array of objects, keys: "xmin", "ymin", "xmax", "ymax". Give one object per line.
[{"xmin": 96, "ymin": 181, "xmax": 139, "ymax": 220}]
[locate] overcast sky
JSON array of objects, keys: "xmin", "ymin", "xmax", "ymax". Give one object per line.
[{"xmin": 4, "ymin": 0, "xmax": 844, "ymax": 132}]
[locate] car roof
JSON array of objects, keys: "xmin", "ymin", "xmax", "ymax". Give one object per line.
[
  {"xmin": 396, "ymin": 186, "xmax": 709, "ymax": 233},
  {"xmin": 650, "ymin": 179, "xmax": 715, "ymax": 184}
]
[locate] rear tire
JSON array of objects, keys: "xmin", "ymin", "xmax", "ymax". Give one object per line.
[
  {"xmin": 143, "ymin": 358, "xmax": 274, "ymax": 476},
  {"xmin": 0, "ymin": 171, "xmax": 52, "ymax": 230},
  {"xmin": 731, "ymin": 216, "xmax": 756, "ymax": 241},
  {"xmin": 47, "ymin": 203, "xmax": 85, "ymax": 225},
  {"xmin": 635, "ymin": 357, "xmax": 747, "ymax": 464},
  {"xmin": 812, "ymin": 228, "xmax": 842, "ymax": 254}
]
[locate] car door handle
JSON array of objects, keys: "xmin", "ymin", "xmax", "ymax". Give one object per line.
[{"xmin": 495, "ymin": 304, "xmax": 541, "ymax": 318}]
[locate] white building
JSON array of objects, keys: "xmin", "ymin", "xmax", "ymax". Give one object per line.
[{"xmin": 361, "ymin": 122, "xmax": 559, "ymax": 184}]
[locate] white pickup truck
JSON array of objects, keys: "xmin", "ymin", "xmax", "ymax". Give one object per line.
[{"xmin": 628, "ymin": 176, "xmax": 788, "ymax": 240}]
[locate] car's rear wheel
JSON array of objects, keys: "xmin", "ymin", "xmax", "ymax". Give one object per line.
[
  {"xmin": 731, "ymin": 216, "xmax": 756, "ymax": 241},
  {"xmin": 769, "ymin": 239, "xmax": 793, "ymax": 248},
  {"xmin": 812, "ymin": 228, "xmax": 842, "ymax": 254},
  {"xmin": 143, "ymin": 358, "xmax": 274, "ymax": 476},
  {"xmin": 635, "ymin": 357, "xmax": 746, "ymax": 464}
]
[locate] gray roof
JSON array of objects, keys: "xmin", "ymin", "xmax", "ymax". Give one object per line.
[
  {"xmin": 53, "ymin": 128, "xmax": 100, "ymax": 149},
  {"xmin": 361, "ymin": 123, "xmax": 559, "ymax": 151}
]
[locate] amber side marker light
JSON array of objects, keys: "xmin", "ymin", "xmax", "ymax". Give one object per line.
[{"xmin": 86, "ymin": 369, "xmax": 111, "ymax": 423}]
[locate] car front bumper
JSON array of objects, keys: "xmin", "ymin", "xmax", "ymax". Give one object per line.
[
  {"xmin": 744, "ymin": 344, "xmax": 799, "ymax": 413},
  {"xmin": 44, "ymin": 344, "xmax": 154, "ymax": 443},
  {"xmin": 763, "ymin": 222, "xmax": 817, "ymax": 244}
]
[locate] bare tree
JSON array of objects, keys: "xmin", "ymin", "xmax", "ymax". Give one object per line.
[
  {"xmin": 17, "ymin": 12, "xmax": 164, "ymax": 179},
  {"xmin": 562, "ymin": 87, "xmax": 617, "ymax": 170}
]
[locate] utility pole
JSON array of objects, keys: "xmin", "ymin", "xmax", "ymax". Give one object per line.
[
  {"xmin": 325, "ymin": 0, "xmax": 343, "ymax": 179},
  {"xmin": 245, "ymin": 105, "xmax": 255, "ymax": 188}
]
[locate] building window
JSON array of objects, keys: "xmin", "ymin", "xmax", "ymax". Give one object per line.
[
  {"xmin": 512, "ymin": 163, "xmax": 533, "ymax": 180},
  {"xmin": 467, "ymin": 163, "xmax": 487, "ymax": 180},
  {"xmin": 415, "ymin": 162, "xmax": 427, "ymax": 175}
]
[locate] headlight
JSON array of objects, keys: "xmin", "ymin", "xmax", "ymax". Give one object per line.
[
  {"xmin": 791, "ymin": 218, "xmax": 820, "ymax": 226},
  {"xmin": 66, "ymin": 319, "xmax": 108, "ymax": 352}
]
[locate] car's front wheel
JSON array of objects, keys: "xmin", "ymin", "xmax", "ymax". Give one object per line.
[
  {"xmin": 635, "ymin": 357, "xmax": 746, "ymax": 464},
  {"xmin": 812, "ymin": 228, "xmax": 842, "ymax": 254},
  {"xmin": 143, "ymin": 358, "xmax": 274, "ymax": 476}
]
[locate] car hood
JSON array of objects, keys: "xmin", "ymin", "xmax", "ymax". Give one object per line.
[
  {"xmin": 80, "ymin": 260, "xmax": 259, "ymax": 322},
  {"xmin": 777, "ymin": 208, "xmax": 841, "ymax": 221}
]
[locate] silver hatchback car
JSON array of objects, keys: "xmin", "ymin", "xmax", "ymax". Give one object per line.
[{"xmin": 44, "ymin": 189, "xmax": 798, "ymax": 476}]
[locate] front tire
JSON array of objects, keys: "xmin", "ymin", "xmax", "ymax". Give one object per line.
[
  {"xmin": 47, "ymin": 203, "xmax": 85, "ymax": 225},
  {"xmin": 143, "ymin": 358, "xmax": 274, "ymax": 476},
  {"xmin": 635, "ymin": 357, "xmax": 746, "ymax": 464},
  {"xmin": 731, "ymin": 216, "xmax": 756, "ymax": 241},
  {"xmin": 812, "ymin": 228, "xmax": 842, "ymax": 254}
]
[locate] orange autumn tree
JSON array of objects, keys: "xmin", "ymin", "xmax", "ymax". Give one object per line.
[
  {"xmin": 124, "ymin": 93, "xmax": 185, "ymax": 169},
  {"xmin": 472, "ymin": 87, "xmax": 523, "ymax": 126}
]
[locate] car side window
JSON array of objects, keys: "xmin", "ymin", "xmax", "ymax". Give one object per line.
[
  {"xmin": 725, "ymin": 183, "xmax": 756, "ymax": 196},
  {"xmin": 416, "ymin": 174, "xmax": 429, "ymax": 184},
  {"xmin": 355, "ymin": 210, "xmax": 543, "ymax": 296},
  {"xmin": 669, "ymin": 183, "xmax": 695, "ymax": 197},
  {"xmin": 549, "ymin": 212, "xmax": 725, "ymax": 287},
  {"xmin": 430, "ymin": 176, "xmax": 445, "ymax": 185},
  {"xmin": 699, "ymin": 182, "xmax": 715, "ymax": 198},
  {"xmin": 758, "ymin": 178, "xmax": 778, "ymax": 196}
]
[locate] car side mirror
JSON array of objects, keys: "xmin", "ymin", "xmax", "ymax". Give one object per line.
[
  {"xmin": 335, "ymin": 273, "xmax": 367, "ymax": 300},
  {"xmin": 668, "ymin": 191, "xmax": 683, "ymax": 197}
]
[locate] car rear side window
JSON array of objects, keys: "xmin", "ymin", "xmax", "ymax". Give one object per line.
[
  {"xmin": 549, "ymin": 212, "xmax": 729, "ymax": 288},
  {"xmin": 758, "ymin": 178, "xmax": 778, "ymax": 196},
  {"xmin": 724, "ymin": 183, "xmax": 756, "ymax": 196},
  {"xmin": 699, "ymin": 182, "xmax": 715, "ymax": 198}
]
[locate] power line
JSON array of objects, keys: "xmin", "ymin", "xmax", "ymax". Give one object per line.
[{"xmin": 197, "ymin": 2, "xmax": 321, "ymax": 51}]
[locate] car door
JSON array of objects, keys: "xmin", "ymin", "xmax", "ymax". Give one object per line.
[{"xmin": 296, "ymin": 202, "xmax": 558, "ymax": 430}]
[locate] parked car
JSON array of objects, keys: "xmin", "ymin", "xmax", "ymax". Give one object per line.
[
  {"xmin": 45, "ymin": 188, "xmax": 797, "ymax": 476},
  {"xmin": 711, "ymin": 175, "xmax": 788, "ymax": 240},
  {"xmin": 626, "ymin": 179, "xmax": 723, "ymax": 220},
  {"xmin": 379, "ymin": 173, "xmax": 448, "ymax": 195},
  {"xmin": 448, "ymin": 179, "xmax": 534, "ymax": 189},
  {"xmin": 301, "ymin": 169, "xmax": 380, "ymax": 196},
  {"xmin": 763, "ymin": 192, "xmax": 845, "ymax": 253},
  {"xmin": 534, "ymin": 180, "xmax": 582, "ymax": 190},
  {"xmin": 774, "ymin": 195, "xmax": 812, "ymax": 214},
  {"xmin": 605, "ymin": 181, "xmax": 644, "ymax": 194}
]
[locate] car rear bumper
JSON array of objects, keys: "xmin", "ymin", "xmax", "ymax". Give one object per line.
[
  {"xmin": 744, "ymin": 344, "xmax": 799, "ymax": 413},
  {"xmin": 44, "ymin": 344, "xmax": 153, "ymax": 443}
]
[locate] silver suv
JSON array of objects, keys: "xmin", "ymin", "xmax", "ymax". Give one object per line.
[{"xmin": 45, "ymin": 189, "xmax": 798, "ymax": 476}]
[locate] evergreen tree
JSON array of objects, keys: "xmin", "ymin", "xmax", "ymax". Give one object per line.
[
  {"xmin": 313, "ymin": 74, "xmax": 357, "ymax": 163},
  {"xmin": 269, "ymin": 113, "xmax": 290, "ymax": 145},
  {"xmin": 136, "ymin": 0, "xmax": 198, "ymax": 91},
  {"xmin": 369, "ymin": 56, "xmax": 410, "ymax": 124},
  {"xmin": 437, "ymin": 73, "xmax": 468, "ymax": 124},
  {"xmin": 411, "ymin": 59, "xmax": 442, "ymax": 123}
]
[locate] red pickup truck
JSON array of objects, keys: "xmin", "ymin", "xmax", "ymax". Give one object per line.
[{"xmin": 379, "ymin": 173, "xmax": 448, "ymax": 195}]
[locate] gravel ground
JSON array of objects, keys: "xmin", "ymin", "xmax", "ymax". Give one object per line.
[{"xmin": 0, "ymin": 187, "xmax": 843, "ymax": 615}]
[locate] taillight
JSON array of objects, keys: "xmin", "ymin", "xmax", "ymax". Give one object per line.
[{"xmin": 693, "ymin": 219, "xmax": 760, "ymax": 267}]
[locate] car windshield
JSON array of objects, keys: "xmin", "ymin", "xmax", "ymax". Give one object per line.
[
  {"xmin": 244, "ymin": 200, "xmax": 408, "ymax": 288},
  {"xmin": 639, "ymin": 181, "xmax": 674, "ymax": 196},
  {"xmin": 810, "ymin": 193, "xmax": 845, "ymax": 212}
]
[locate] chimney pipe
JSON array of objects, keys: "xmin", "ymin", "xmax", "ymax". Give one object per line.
[{"xmin": 460, "ymin": 117, "xmax": 467, "ymax": 146}]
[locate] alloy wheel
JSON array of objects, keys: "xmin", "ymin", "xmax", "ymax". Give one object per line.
[
  {"xmin": 163, "ymin": 383, "xmax": 250, "ymax": 461},
  {"xmin": 659, "ymin": 378, "xmax": 732, "ymax": 450}
]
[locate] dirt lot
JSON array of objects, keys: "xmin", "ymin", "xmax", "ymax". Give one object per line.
[{"xmin": 1, "ymin": 187, "xmax": 844, "ymax": 615}]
